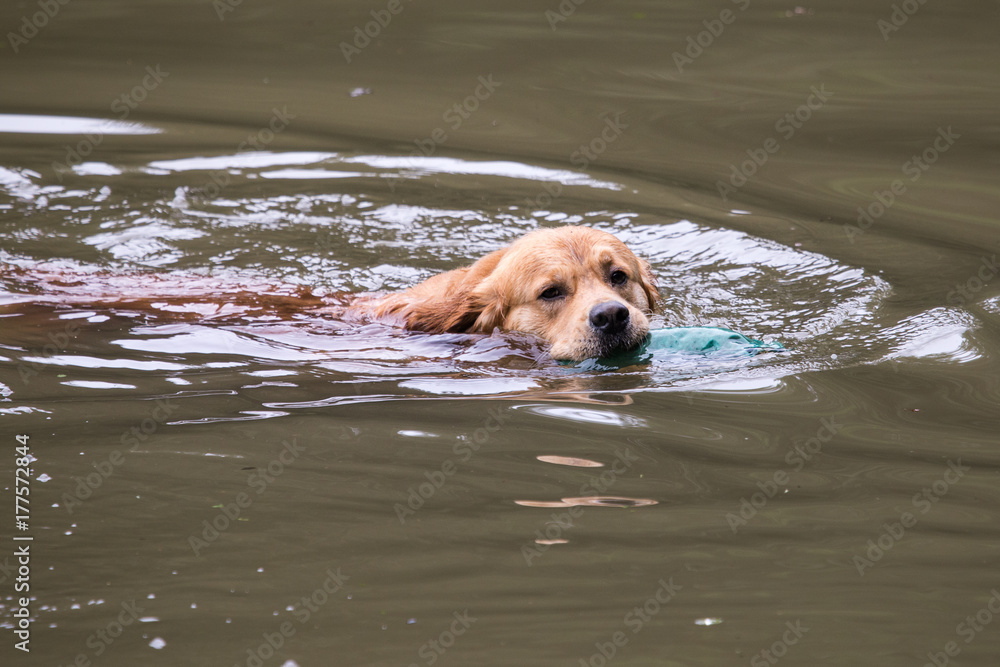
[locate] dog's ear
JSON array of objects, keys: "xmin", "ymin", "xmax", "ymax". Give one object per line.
[
  {"xmin": 467, "ymin": 288, "xmax": 506, "ymax": 332},
  {"xmin": 413, "ymin": 288, "xmax": 504, "ymax": 333},
  {"xmin": 403, "ymin": 247, "xmax": 508, "ymax": 333},
  {"xmin": 637, "ymin": 259, "xmax": 660, "ymax": 312}
]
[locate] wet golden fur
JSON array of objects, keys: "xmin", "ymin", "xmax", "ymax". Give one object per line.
[
  {"xmin": 353, "ymin": 226, "xmax": 659, "ymax": 360},
  {"xmin": 1, "ymin": 226, "xmax": 658, "ymax": 361}
]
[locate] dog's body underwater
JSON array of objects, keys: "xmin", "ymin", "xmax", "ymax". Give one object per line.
[{"xmin": 1, "ymin": 226, "xmax": 659, "ymax": 361}]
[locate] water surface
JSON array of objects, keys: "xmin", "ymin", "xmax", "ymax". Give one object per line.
[{"xmin": 1, "ymin": 1, "xmax": 999, "ymax": 665}]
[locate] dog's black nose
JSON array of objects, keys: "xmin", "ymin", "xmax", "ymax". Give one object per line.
[{"xmin": 589, "ymin": 301, "xmax": 630, "ymax": 335}]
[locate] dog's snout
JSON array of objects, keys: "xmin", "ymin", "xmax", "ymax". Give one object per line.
[{"xmin": 589, "ymin": 300, "xmax": 630, "ymax": 335}]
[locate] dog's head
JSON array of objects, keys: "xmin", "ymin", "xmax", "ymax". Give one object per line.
[{"xmin": 403, "ymin": 226, "xmax": 658, "ymax": 361}]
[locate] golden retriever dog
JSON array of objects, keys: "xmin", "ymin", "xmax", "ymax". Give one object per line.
[
  {"xmin": 351, "ymin": 226, "xmax": 659, "ymax": 360},
  {"xmin": 1, "ymin": 226, "xmax": 658, "ymax": 361}
]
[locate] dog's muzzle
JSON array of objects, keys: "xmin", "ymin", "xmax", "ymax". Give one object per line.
[{"xmin": 589, "ymin": 300, "xmax": 630, "ymax": 336}]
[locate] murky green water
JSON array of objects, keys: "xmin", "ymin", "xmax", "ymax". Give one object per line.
[{"xmin": 2, "ymin": 1, "xmax": 999, "ymax": 665}]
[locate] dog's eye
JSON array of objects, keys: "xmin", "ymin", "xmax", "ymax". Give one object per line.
[
  {"xmin": 539, "ymin": 286, "xmax": 563, "ymax": 300},
  {"xmin": 610, "ymin": 270, "xmax": 628, "ymax": 286}
]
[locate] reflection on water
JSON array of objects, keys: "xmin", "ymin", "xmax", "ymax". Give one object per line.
[
  {"xmin": 536, "ymin": 455, "xmax": 604, "ymax": 467},
  {"xmin": 0, "ymin": 114, "xmax": 162, "ymax": 135},
  {"xmin": 1, "ymin": 145, "xmax": 980, "ymax": 392},
  {"xmin": 515, "ymin": 497, "xmax": 659, "ymax": 509},
  {"xmin": 1, "ymin": 135, "xmax": 996, "ymax": 665}
]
